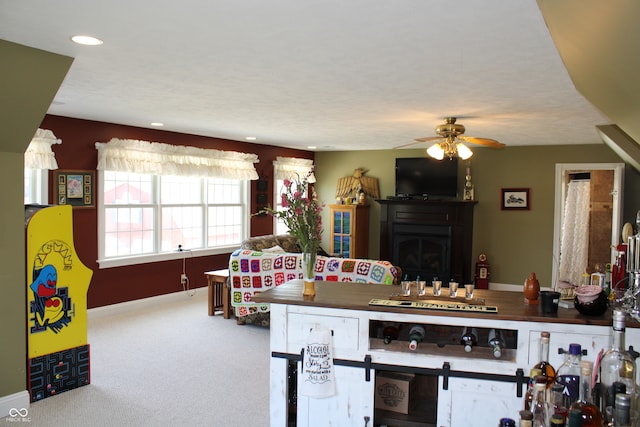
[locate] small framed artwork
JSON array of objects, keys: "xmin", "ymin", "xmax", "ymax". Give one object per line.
[
  {"xmin": 501, "ymin": 188, "xmax": 530, "ymax": 210},
  {"xmin": 53, "ymin": 170, "xmax": 95, "ymax": 208}
]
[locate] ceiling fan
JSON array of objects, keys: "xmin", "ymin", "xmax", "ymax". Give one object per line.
[{"xmin": 398, "ymin": 117, "xmax": 505, "ymax": 160}]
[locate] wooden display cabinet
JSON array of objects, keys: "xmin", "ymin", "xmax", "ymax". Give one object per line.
[{"xmin": 329, "ymin": 204, "xmax": 369, "ymax": 258}]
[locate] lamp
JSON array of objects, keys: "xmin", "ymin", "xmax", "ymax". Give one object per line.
[{"xmin": 426, "ymin": 136, "xmax": 473, "ymax": 160}]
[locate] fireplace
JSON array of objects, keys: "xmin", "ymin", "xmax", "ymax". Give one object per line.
[
  {"xmin": 394, "ymin": 224, "xmax": 452, "ymax": 280},
  {"xmin": 378, "ymin": 200, "xmax": 476, "ymax": 282}
]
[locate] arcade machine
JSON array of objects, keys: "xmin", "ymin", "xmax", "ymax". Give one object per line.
[{"xmin": 25, "ymin": 204, "xmax": 92, "ymax": 401}]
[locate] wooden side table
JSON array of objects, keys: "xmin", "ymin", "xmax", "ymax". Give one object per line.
[{"xmin": 204, "ymin": 269, "xmax": 231, "ymax": 319}]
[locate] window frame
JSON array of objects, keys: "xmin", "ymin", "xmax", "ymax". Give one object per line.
[{"xmin": 97, "ymin": 169, "xmax": 250, "ymax": 269}]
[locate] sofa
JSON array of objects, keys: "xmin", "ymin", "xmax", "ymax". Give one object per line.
[{"xmin": 228, "ymin": 234, "xmax": 400, "ymax": 325}]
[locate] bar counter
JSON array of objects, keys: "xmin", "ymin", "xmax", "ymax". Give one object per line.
[{"xmin": 252, "ymin": 279, "xmax": 639, "ymax": 327}]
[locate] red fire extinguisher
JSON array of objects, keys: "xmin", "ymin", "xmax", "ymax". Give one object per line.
[{"xmin": 475, "ymin": 253, "xmax": 490, "ymax": 289}]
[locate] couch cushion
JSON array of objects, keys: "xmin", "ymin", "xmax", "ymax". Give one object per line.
[{"xmin": 240, "ymin": 234, "xmax": 301, "ymax": 253}]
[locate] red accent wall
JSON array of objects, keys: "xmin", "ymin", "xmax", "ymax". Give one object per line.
[{"xmin": 40, "ymin": 115, "xmax": 312, "ymax": 308}]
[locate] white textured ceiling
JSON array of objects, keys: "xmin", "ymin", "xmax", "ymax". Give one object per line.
[{"xmin": 0, "ymin": 0, "xmax": 611, "ymax": 151}]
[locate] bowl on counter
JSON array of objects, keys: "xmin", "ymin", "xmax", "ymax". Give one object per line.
[{"xmin": 574, "ymin": 287, "xmax": 608, "ymax": 316}]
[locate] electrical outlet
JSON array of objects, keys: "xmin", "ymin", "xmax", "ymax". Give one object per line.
[{"xmin": 181, "ymin": 274, "xmax": 188, "ymax": 285}]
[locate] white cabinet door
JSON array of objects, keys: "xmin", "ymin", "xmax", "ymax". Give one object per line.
[
  {"xmin": 437, "ymin": 376, "xmax": 523, "ymax": 427},
  {"xmin": 297, "ymin": 363, "xmax": 374, "ymax": 427}
]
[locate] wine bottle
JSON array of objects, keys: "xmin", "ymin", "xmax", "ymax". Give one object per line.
[
  {"xmin": 382, "ymin": 323, "xmax": 400, "ymax": 345},
  {"xmin": 568, "ymin": 361, "xmax": 603, "ymax": 427},
  {"xmin": 460, "ymin": 326, "xmax": 478, "ymax": 352},
  {"xmin": 488, "ymin": 328, "xmax": 505, "ymax": 358},
  {"xmin": 597, "ymin": 309, "xmax": 636, "ymax": 423},
  {"xmin": 533, "ymin": 331, "xmax": 556, "ymax": 388},
  {"xmin": 408, "ymin": 325, "xmax": 425, "ymax": 351},
  {"xmin": 555, "ymin": 343, "xmax": 582, "ymax": 404}
]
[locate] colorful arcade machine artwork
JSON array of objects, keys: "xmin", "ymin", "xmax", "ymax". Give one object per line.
[{"xmin": 25, "ymin": 205, "xmax": 93, "ymax": 401}]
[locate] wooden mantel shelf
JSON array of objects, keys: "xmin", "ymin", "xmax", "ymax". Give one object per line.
[{"xmin": 252, "ymin": 280, "xmax": 638, "ymax": 327}]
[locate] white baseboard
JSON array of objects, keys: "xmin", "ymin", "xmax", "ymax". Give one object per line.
[
  {"xmin": 0, "ymin": 390, "xmax": 30, "ymax": 419},
  {"xmin": 88, "ymin": 287, "xmax": 206, "ymax": 321},
  {"xmin": 489, "ymin": 282, "xmax": 554, "ymax": 292}
]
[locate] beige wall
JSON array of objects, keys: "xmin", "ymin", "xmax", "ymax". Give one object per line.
[
  {"xmin": 0, "ymin": 40, "xmax": 72, "ymax": 406},
  {"xmin": 315, "ymin": 144, "xmax": 640, "ymax": 287}
]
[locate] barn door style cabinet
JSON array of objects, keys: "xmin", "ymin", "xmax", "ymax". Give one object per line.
[
  {"xmin": 255, "ymin": 281, "xmax": 639, "ymax": 427},
  {"xmin": 329, "ymin": 204, "xmax": 369, "ymax": 258}
]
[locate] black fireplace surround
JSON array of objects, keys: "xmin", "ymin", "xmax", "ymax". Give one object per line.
[{"xmin": 378, "ymin": 200, "xmax": 476, "ymax": 283}]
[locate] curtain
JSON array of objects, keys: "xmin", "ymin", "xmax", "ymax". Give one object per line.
[
  {"xmin": 25, "ymin": 128, "xmax": 61, "ymax": 170},
  {"xmin": 558, "ymin": 180, "xmax": 590, "ymax": 286},
  {"xmin": 273, "ymin": 156, "xmax": 316, "ymax": 182},
  {"xmin": 95, "ymin": 138, "xmax": 259, "ymax": 180}
]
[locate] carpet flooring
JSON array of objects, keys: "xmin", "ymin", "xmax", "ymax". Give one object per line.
[{"xmin": 23, "ymin": 288, "xmax": 270, "ymax": 426}]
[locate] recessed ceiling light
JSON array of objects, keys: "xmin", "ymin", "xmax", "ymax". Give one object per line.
[
  {"xmin": 150, "ymin": 122, "xmax": 164, "ymax": 127},
  {"xmin": 71, "ymin": 35, "xmax": 103, "ymax": 46},
  {"xmin": 307, "ymin": 146, "xmax": 317, "ymax": 150},
  {"xmin": 245, "ymin": 137, "xmax": 257, "ymax": 141}
]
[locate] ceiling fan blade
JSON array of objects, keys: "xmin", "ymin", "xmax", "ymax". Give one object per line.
[
  {"xmin": 393, "ymin": 137, "xmax": 443, "ymax": 149},
  {"xmin": 414, "ymin": 136, "xmax": 443, "ymax": 143},
  {"xmin": 459, "ymin": 136, "xmax": 505, "ymax": 148}
]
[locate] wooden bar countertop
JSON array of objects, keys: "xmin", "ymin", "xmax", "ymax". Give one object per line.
[{"xmin": 252, "ymin": 280, "xmax": 640, "ymax": 327}]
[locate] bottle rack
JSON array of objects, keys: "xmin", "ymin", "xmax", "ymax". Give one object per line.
[{"xmin": 369, "ymin": 320, "xmax": 519, "ymax": 362}]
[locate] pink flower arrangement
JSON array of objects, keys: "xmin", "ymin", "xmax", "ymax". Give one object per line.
[{"xmin": 259, "ymin": 169, "xmax": 324, "ymax": 254}]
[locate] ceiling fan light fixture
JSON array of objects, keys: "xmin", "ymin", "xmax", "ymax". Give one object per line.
[
  {"xmin": 427, "ymin": 143, "xmax": 445, "ymax": 160},
  {"xmin": 457, "ymin": 143, "xmax": 473, "ymax": 160}
]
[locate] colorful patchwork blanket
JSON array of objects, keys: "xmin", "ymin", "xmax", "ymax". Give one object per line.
[{"xmin": 229, "ymin": 249, "xmax": 398, "ymax": 317}]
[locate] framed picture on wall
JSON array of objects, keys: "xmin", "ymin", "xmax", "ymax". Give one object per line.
[
  {"xmin": 53, "ymin": 170, "xmax": 95, "ymax": 208},
  {"xmin": 501, "ymin": 188, "xmax": 530, "ymax": 210}
]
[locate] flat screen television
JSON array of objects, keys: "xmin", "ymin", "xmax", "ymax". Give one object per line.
[{"xmin": 395, "ymin": 157, "xmax": 458, "ymax": 199}]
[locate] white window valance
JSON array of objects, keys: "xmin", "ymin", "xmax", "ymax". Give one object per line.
[
  {"xmin": 273, "ymin": 156, "xmax": 316, "ymax": 182},
  {"xmin": 25, "ymin": 128, "xmax": 61, "ymax": 170},
  {"xmin": 95, "ymin": 138, "xmax": 259, "ymax": 180}
]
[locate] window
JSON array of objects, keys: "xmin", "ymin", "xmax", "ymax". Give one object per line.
[
  {"xmin": 24, "ymin": 128, "xmax": 60, "ymax": 205},
  {"xmin": 95, "ymin": 138, "xmax": 258, "ymax": 268},
  {"xmin": 24, "ymin": 168, "xmax": 48, "ymax": 205},
  {"xmin": 272, "ymin": 156, "xmax": 315, "ymax": 235},
  {"xmin": 99, "ymin": 171, "xmax": 248, "ymax": 267}
]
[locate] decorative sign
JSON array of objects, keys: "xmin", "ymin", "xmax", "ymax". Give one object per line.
[
  {"xmin": 299, "ymin": 327, "xmax": 336, "ymax": 398},
  {"xmin": 369, "ymin": 298, "xmax": 498, "ymax": 313}
]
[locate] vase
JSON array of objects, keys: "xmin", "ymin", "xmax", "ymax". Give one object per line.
[
  {"xmin": 301, "ymin": 251, "xmax": 316, "ymax": 296},
  {"xmin": 524, "ymin": 271, "xmax": 540, "ymax": 305}
]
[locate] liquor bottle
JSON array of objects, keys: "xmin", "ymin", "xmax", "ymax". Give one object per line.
[
  {"xmin": 598, "ymin": 309, "xmax": 637, "ymax": 422},
  {"xmin": 568, "ymin": 360, "xmax": 604, "ymax": 427},
  {"xmin": 533, "ymin": 331, "xmax": 556, "ymax": 388},
  {"xmin": 382, "ymin": 323, "xmax": 400, "ymax": 344},
  {"xmin": 519, "ymin": 409, "xmax": 533, "ymax": 427},
  {"xmin": 550, "ymin": 382, "xmax": 569, "ymax": 419},
  {"xmin": 550, "ymin": 413, "xmax": 566, "ymax": 426},
  {"xmin": 566, "ymin": 409, "xmax": 583, "ymax": 427},
  {"xmin": 408, "ymin": 325, "xmax": 425, "ymax": 351},
  {"xmin": 460, "ymin": 326, "xmax": 478, "ymax": 352},
  {"xmin": 488, "ymin": 328, "xmax": 505, "ymax": 358},
  {"xmin": 590, "ymin": 263, "xmax": 605, "ymax": 288},
  {"xmin": 499, "ymin": 418, "xmax": 517, "ymax": 427},
  {"xmin": 524, "ymin": 368, "xmax": 543, "ymax": 411},
  {"xmin": 613, "ymin": 393, "xmax": 631, "ymax": 427},
  {"xmin": 556, "ymin": 343, "xmax": 582, "ymax": 404},
  {"xmin": 530, "ymin": 376, "xmax": 550, "ymax": 427}
]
